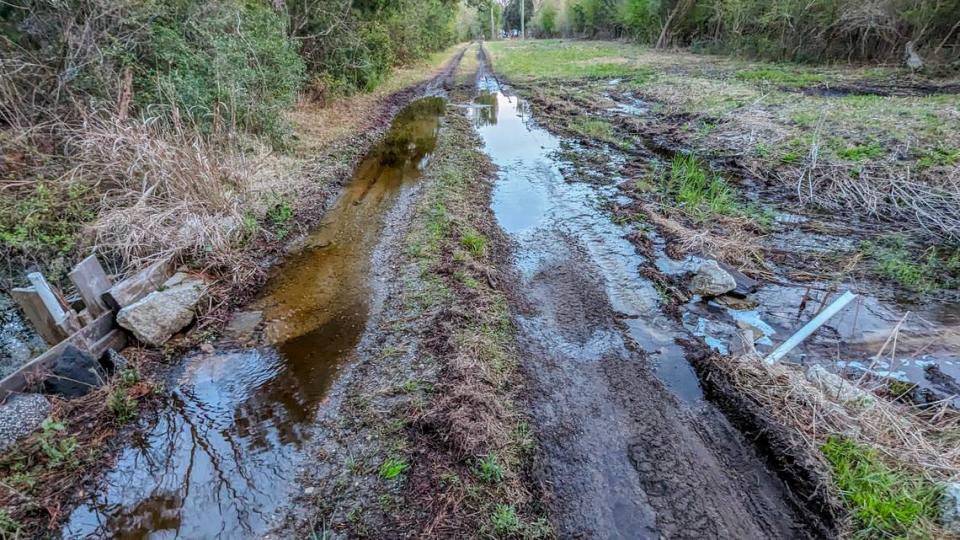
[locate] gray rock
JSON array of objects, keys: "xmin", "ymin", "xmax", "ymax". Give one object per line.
[
  {"xmin": 44, "ymin": 344, "xmax": 105, "ymax": 398},
  {"xmin": 101, "ymin": 348, "xmax": 129, "ymax": 373},
  {"xmin": 942, "ymin": 483, "xmax": 960, "ymax": 533},
  {"xmin": 0, "ymin": 393, "xmax": 50, "ymax": 452},
  {"xmin": 117, "ymin": 277, "xmax": 206, "ymax": 346},
  {"xmin": 689, "ymin": 260, "xmax": 737, "ymax": 297}
]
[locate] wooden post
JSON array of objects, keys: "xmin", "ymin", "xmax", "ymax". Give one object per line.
[
  {"xmin": 102, "ymin": 256, "xmax": 175, "ymax": 311},
  {"xmin": 69, "ymin": 255, "xmax": 113, "ymax": 316},
  {"xmin": 10, "ymin": 287, "xmax": 69, "ymax": 346}
]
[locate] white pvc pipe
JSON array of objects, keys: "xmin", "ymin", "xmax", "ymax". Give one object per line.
[{"xmin": 765, "ymin": 290, "xmax": 858, "ymax": 364}]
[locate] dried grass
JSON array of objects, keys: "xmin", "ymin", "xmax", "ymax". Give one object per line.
[
  {"xmin": 720, "ymin": 353, "xmax": 960, "ymax": 483},
  {"xmin": 642, "ymin": 204, "xmax": 770, "ymax": 274},
  {"xmin": 796, "ymin": 160, "xmax": 960, "ymax": 242},
  {"xmin": 66, "ymin": 116, "xmax": 256, "ymax": 276}
]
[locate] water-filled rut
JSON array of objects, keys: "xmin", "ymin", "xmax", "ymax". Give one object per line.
[
  {"xmin": 471, "ymin": 60, "xmax": 816, "ymax": 537},
  {"xmin": 63, "ymin": 98, "xmax": 446, "ymax": 539}
]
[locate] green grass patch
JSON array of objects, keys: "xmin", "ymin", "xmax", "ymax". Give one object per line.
[
  {"xmin": 476, "ymin": 453, "xmax": 505, "ymax": 484},
  {"xmin": 833, "ymin": 140, "xmax": 884, "ymax": 161},
  {"xmin": 378, "ymin": 456, "xmax": 408, "ymax": 480},
  {"xmin": 735, "ymin": 67, "xmax": 825, "ymax": 86},
  {"xmin": 460, "ymin": 229, "xmax": 487, "ymax": 257},
  {"xmin": 490, "ymin": 504, "xmax": 522, "ymax": 535},
  {"xmin": 662, "ymin": 155, "xmax": 739, "ymax": 219},
  {"xmin": 0, "ymin": 180, "xmax": 96, "ymax": 267},
  {"xmin": 569, "ymin": 116, "xmax": 615, "ymax": 140},
  {"xmin": 821, "ymin": 436, "xmax": 942, "ymax": 538},
  {"xmin": 486, "ymin": 39, "xmax": 654, "ymax": 81},
  {"xmin": 917, "ymin": 145, "xmax": 960, "ymax": 169},
  {"xmin": 861, "ymin": 234, "xmax": 960, "ymax": 294}
]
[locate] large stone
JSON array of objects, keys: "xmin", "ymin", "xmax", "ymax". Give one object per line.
[
  {"xmin": 0, "ymin": 393, "xmax": 50, "ymax": 452},
  {"xmin": 117, "ymin": 276, "xmax": 206, "ymax": 346},
  {"xmin": 689, "ymin": 260, "xmax": 737, "ymax": 297},
  {"xmin": 941, "ymin": 483, "xmax": 960, "ymax": 534},
  {"xmin": 43, "ymin": 344, "xmax": 105, "ymax": 398},
  {"xmin": 805, "ymin": 365, "xmax": 876, "ymax": 407}
]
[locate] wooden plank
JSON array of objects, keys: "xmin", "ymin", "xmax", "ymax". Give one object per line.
[
  {"xmin": 103, "ymin": 256, "xmax": 175, "ymax": 311},
  {"xmin": 90, "ymin": 329, "xmax": 127, "ymax": 358},
  {"xmin": 26, "ymin": 272, "xmax": 68, "ymax": 323},
  {"xmin": 0, "ymin": 310, "xmax": 117, "ymax": 399},
  {"xmin": 69, "ymin": 255, "xmax": 113, "ymax": 316},
  {"xmin": 10, "ymin": 287, "xmax": 68, "ymax": 346}
]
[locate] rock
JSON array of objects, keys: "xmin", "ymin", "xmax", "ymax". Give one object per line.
[
  {"xmin": 689, "ymin": 260, "xmax": 737, "ymax": 297},
  {"xmin": 223, "ymin": 310, "xmax": 263, "ymax": 344},
  {"xmin": 805, "ymin": 365, "xmax": 876, "ymax": 407},
  {"xmin": 304, "ymin": 486, "xmax": 316, "ymax": 496},
  {"xmin": 0, "ymin": 393, "xmax": 50, "ymax": 452},
  {"xmin": 100, "ymin": 348, "xmax": 129, "ymax": 373},
  {"xmin": 43, "ymin": 344, "xmax": 105, "ymax": 398},
  {"xmin": 716, "ymin": 294, "xmax": 759, "ymax": 310},
  {"xmin": 941, "ymin": 483, "xmax": 960, "ymax": 534},
  {"xmin": 117, "ymin": 276, "xmax": 206, "ymax": 346},
  {"xmin": 717, "ymin": 262, "xmax": 759, "ymax": 296}
]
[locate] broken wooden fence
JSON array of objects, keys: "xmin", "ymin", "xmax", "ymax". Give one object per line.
[{"xmin": 1, "ymin": 255, "xmax": 175, "ymax": 400}]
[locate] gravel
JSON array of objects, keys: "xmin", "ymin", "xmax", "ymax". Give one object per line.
[{"xmin": 0, "ymin": 393, "xmax": 50, "ymax": 452}]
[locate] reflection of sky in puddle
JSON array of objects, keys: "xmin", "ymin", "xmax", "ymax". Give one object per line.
[{"xmin": 475, "ymin": 74, "xmax": 704, "ymax": 403}]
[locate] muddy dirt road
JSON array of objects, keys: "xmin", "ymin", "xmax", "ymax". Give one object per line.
[{"xmin": 472, "ymin": 54, "xmax": 821, "ymax": 537}]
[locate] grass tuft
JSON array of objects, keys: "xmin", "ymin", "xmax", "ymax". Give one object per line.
[
  {"xmin": 476, "ymin": 453, "xmax": 505, "ymax": 484},
  {"xmin": 821, "ymin": 435, "xmax": 942, "ymax": 538},
  {"xmin": 378, "ymin": 456, "xmax": 408, "ymax": 480},
  {"xmin": 735, "ymin": 67, "xmax": 824, "ymax": 86},
  {"xmin": 663, "ymin": 155, "xmax": 738, "ymax": 219},
  {"xmin": 861, "ymin": 234, "xmax": 960, "ymax": 294}
]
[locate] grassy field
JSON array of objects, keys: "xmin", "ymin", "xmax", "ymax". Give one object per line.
[{"xmin": 487, "ymin": 40, "xmax": 960, "ymax": 289}]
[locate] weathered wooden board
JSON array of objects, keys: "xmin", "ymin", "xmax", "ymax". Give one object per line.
[
  {"xmin": 0, "ymin": 310, "xmax": 116, "ymax": 399},
  {"xmin": 103, "ymin": 256, "xmax": 175, "ymax": 311},
  {"xmin": 9, "ymin": 287, "xmax": 68, "ymax": 346},
  {"xmin": 69, "ymin": 255, "xmax": 113, "ymax": 316}
]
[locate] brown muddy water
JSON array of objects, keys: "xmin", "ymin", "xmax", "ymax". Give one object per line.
[{"xmin": 62, "ymin": 97, "xmax": 446, "ymax": 539}]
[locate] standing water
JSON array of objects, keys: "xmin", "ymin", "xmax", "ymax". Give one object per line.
[{"xmin": 63, "ymin": 98, "xmax": 446, "ymax": 539}]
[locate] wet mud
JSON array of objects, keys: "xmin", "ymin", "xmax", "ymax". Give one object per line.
[
  {"xmin": 473, "ymin": 54, "xmax": 825, "ymax": 537},
  {"xmin": 61, "ymin": 97, "xmax": 447, "ymax": 539}
]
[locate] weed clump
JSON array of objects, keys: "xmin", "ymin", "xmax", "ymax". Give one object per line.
[
  {"xmin": 379, "ymin": 456, "xmax": 408, "ymax": 480},
  {"xmin": 861, "ymin": 234, "xmax": 960, "ymax": 294},
  {"xmin": 821, "ymin": 436, "xmax": 942, "ymax": 538},
  {"xmin": 476, "ymin": 453, "xmax": 505, "ymax": 484},
  {"xmin": 663, "ymin": 155, "xmax": 738, "ymax": 219}
]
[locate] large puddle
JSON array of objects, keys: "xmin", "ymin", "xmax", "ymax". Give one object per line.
[
  {"xmin": 471, "ymin": 76, "xmax": 704, "ymax": 404},
  {"xmin": 62, "ymin": 97, "xmax": 446, "ymax": 539}
]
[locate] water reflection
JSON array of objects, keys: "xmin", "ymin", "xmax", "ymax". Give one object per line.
[{"xmin": 63, "ymin": 98, "xmax": 447, "ymax": 539}]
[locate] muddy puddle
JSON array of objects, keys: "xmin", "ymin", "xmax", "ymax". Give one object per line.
[
  {"xmin": 62, "ymin": 97, "xmax": 446, "ymax": 539},
  {"xmin": 470, "ymin": 70, "xmax": 811, "ymax": 538},
  {"xmin": 470, "ymin": 76, "xmax": 703, "ymax": 404}
]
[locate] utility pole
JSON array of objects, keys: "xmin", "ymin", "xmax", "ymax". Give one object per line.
[
  {"xmin": 490, "ymin": 1, "xmax": 495, "ymax": 40},
  {"xmin": 520, "ymin": 0, "xmax": 524, "ymax": 39}
]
